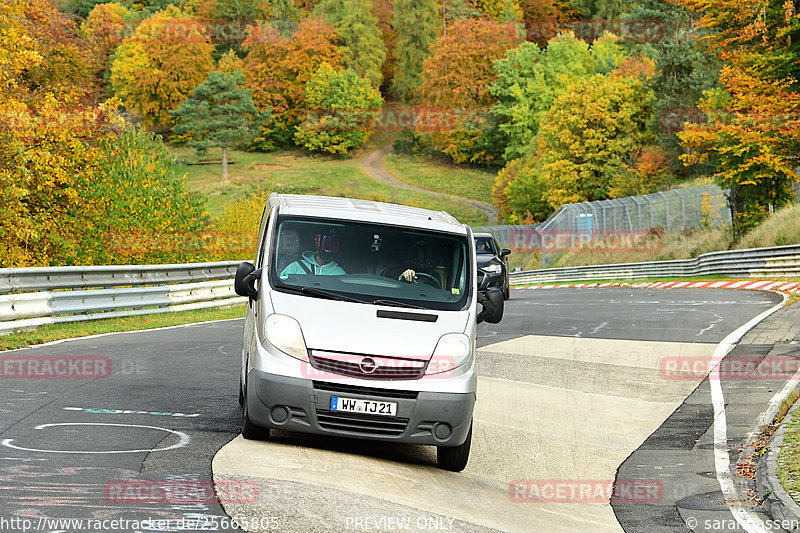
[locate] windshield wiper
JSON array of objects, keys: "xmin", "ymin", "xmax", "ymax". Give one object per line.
[
  {"xmin": 275, "ymin": 283, "xmax": 366, "ymax": 304},
  {"xmin": 372, "ymin": 299, "xmax": 424, "ymax": 309}
]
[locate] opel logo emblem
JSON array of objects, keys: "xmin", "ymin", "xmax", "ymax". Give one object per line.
[{"xmin": 359, "ymin": 357, "xmax": 377, "ymax": 374}]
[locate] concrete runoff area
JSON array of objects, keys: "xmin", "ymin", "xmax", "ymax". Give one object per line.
[{"xmin": 214, "ymin": 335, "xmax": 719, "ymax": 532}]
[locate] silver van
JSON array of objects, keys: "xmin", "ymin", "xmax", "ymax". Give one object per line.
[{"xmin": 234, "ymin": 194, "xmax": 503, "ymax": 471}]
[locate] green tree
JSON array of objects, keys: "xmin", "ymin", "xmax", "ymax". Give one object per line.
[
  {"xmin": 391, "ymin": 0, "xmax": 440, "ymax": 101},
  {"xmin": 172, "ymin": 70, "xmax": 266, "ymax": 179},
  {"xmin": 90, "ymin": 126, "xmax": 207, "ymax": 264},
  {"xmin": 195, "ymin": 0, "xmax": 270, "ymax": 58},
  {"xmin": 313, "ymin": 0, "xmax": 387, "ymax": 88},
  {"xmin": 294, "ymin": 64, "xmax": 383, "ymax": 154},
  {"xmin": 490, "ymin": 32, "xmax": 625, "ymax": 161}
]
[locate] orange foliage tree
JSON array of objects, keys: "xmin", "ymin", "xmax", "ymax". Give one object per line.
[
  {"xmin": 110, "ymin": 6, "xmax": 214, "ymax": 128},
  {"xmin": 676, "ymin": 0, "xmax": 800, "ymax": 234},
  {"xmin": 242, "ymin": 18, "xmax": 342, "ymax": 149},
  {"xmin": 418, "ymin": 18, "xmax": 521, "ymax": 164}
]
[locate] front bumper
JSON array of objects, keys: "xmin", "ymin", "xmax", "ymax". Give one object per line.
[
  {"xmin": 483, "ymin": 271, "xmax": 505, "ymax": 290},
  {"xmin": 246, "ymin": 370, "xmax": 475, "ymax": 446}
]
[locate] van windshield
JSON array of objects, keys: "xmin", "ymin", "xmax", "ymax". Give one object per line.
[{"xmin": 269, "ymin": 217, "xmax": 470, "ymax": 311}]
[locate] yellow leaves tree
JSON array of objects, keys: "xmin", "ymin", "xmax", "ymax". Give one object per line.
[
  {"xmin": 110, "ymin": 6, "xmax": 214, "ymax": 128},
  {"xmin": 82, "ymin": 2, "xmax": 130, "ymax": 80}
]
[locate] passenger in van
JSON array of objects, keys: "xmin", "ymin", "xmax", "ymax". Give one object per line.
[{"xmin": 279, "ymin": 231, "xmax": 346, "ymax": 276}]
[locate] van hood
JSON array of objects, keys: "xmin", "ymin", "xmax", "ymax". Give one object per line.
[{"xmin": 269, "ymin": 291, "xmax": 470, "ymax": 358}]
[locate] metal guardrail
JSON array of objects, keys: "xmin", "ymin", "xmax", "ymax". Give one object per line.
[
  {"xmin": 4, "ymin": 244, "xmax": 798, "ymax": 335},
  {"xmin": 509, "ymin": 245, "xmax": 800, "ymax": 284},
  {"xmin": 0, "ymin": 261, "xmax": 247, "ymax": 335}
]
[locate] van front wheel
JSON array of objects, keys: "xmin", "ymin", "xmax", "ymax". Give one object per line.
[{"xmin": 437, "ymin": 422, "xmax": 472, "ymax": 472}]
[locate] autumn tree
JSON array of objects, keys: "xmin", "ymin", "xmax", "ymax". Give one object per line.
[
  {"xmin": 372, "ymin": 0, "xmax": 397, "ymax": 87},
  {"xmin": 539, "ymin": 73, "xmax": 656, "ymax": 207},
  {"xmin": 418, "ymin": 17, "xmax": 520, "ymax": 164},
  {"xmin": 676, "ymin": 0, "xmax": 800, "ymax": 234},
  {"xmin": 242, "ymin": 18, "xmax": 341, "ymax": 148},
  {"xmin": 0, "ymin": 0, "xmax": 111, "ymax": 266},
  {"xmin": 313, "ymin": 0, "xmax": 387, "ymax": 88},
  {"xmin": 82, "ymin": 2, "xmax": 131, "ymax": 83},
  {"xmin": 391, "ymin": 0, "xmax": 440, "ymax": 101},
  {"xmin": 172, "ymin": 70, "xmax": 265, "ymax": 179},
  {"xmin": 110, "ymin": 6, "xmax": 214, "ymax": 128},
  {"xmin": 294, "ymin": 64, "xmax": 383, "ymax": 154},
  {"xmin": 624, "ymin": 0, "xmax": 719, "ymax": 178},
  {"xmin": 421, "ymin": 18, "xmax": 519, "ymax": 108}
]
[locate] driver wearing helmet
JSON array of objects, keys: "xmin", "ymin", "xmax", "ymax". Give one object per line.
[{"xmin": 280, "ymin": 230, "xmax": 346, "ymax": 276}]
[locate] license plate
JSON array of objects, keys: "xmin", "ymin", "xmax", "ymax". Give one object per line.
[{"xmin": 330, "ymin": 396, "xmax": 397, "ymax": 417}]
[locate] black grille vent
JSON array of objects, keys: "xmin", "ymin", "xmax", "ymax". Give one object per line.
[
  {"xmin": 316, "ymin": 412, "xmax": 409, "ymax": 437},
  {"xmin": 312, "ymin": 381, "xmax": 419, "ymax": 400},
  {"xmin": 310, "ymin": 354, "xmax": 425, "ymax": 380}
]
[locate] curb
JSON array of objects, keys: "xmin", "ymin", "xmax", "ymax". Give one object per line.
[
  {"xmin": 511, "ymin": 279, "xmax": 800, "ymax": 293},
  {"xmin": 758, "ymin": 396, "xmax": 800, "ymax": 532}
]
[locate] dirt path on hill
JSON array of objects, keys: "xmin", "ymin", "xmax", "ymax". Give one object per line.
[{"xmin": 361, "ymin": 144, "xmax": 499, "ymax": 225}]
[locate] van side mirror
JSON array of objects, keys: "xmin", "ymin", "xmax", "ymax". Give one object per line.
[
  {"xmin": 500, "ymin": 248, "xmax": 511, "ymax": 258},
  {"xmin": 234, "ymin": 262, "xmax": 261, "ymax": 300},
  {"xmin": 477, "ymin": 287, "xmax": 504, "ymax": 324}
]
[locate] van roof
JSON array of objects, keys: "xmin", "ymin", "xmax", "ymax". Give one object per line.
[{"xmin": 268, "ymin": 194, "xmax": 467, "ymax": 233}]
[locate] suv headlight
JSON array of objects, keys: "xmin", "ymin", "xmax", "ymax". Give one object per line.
[
  {"xmin": 261, "ymin": 314, "xmax": 308, "ymax": 362},
  {"xmin": 426, "ymin": 333, "xmax": 472, "ymax": 375},
  {"xmin": 483, "ymin": 264, "xmax": 502, "ymax": 274}
]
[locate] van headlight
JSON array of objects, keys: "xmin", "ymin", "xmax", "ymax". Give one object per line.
[
  {"xmin": 426, "ymin": 333, "xmax": 472, "ymax": 375},
  {"xmin": 483, "ymin": 264, "xmax": 502, "ymax": 274},
  {"xmin": 261, "ymin": 314, "xmax": 308, "ymax": 362}
]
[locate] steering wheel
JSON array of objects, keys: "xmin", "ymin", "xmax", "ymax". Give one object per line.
[{"xmin": 414, "ymin": 272, "xmax": 442, "ymax": 289}]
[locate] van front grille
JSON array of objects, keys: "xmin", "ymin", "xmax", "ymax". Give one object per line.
[
  {"xmin": 312, "ymin": 381, "xmax": 419, "ymax": 400},
  {"xmin": 316, "ymin": 411, "xmax": 409, "ymax": 437},
  {"xmin": 309, "ymin": 351, "xmax": 426, "ymax": 380}
]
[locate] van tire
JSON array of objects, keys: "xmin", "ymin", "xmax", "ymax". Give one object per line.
[
  {"xmin": 238, "ymin": 375, "xmax": 244, "ymax": 406},
  {"xmin": 437, "ymin": 422, "xmax": 472, "ymax": 472},
  {"xmin": 242, "ymin": 398, "xmax": 270, "ymax": 440}
]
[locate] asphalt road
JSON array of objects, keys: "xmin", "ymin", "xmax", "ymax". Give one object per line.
[{"xmin": 0, "ymin": 288, "xmax": 785, "ymax": 532}]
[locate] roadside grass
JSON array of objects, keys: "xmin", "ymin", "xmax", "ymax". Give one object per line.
[
  {"xmin": 172, "ymin": 145, "xmax": 488, "ymax": 226},
  {"xmin": 737, "ymin": 203, "xmax": 800, "ymax": 249},
  {"xmin": 383, "ymin": 152, "xmax": 496, "ymax": 204},
  {"xmin": 777, "ymin": 390, "xmax": 800, "ymax": 502},
  {"xmin": 551, "ymin": 226, "xmax": 734, "ymax": 269},
  {"xmin": 0, "ymin": 305, "xmax": 246, "ymax": 352}
]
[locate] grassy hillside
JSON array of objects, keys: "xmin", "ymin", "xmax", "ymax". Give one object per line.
[
  {"xmin": 384, "ymin": 153, "xmax": 495, "ymax": 203},
  {"xmin": 173, "ymin": 145, "xmax": 489, "ymax": 226}
]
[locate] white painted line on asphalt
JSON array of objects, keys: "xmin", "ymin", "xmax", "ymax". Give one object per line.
[
  {"xmin": 0, "ymin": 317, "xmax": 245, "ymax": 353},
  {"xmin": 1, "ymin": 422, "xmax": 191, "ymax": 454},
  {"xmin": 708, "ymin": 293, "xmax": 787, "ymax": 533}
]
